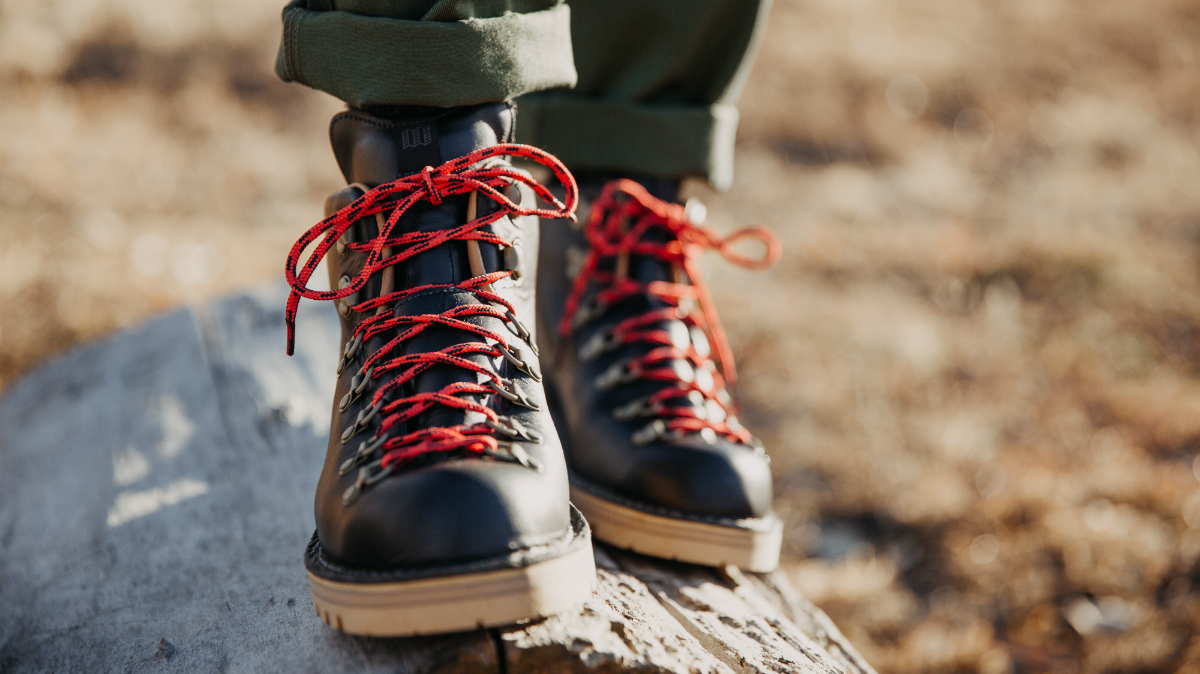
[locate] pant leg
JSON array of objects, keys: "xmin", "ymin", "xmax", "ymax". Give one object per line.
[
  {"xmin": 516, "ymin": 0, "xmax": 772, "ymax": 189},
  {"xmin": 275, "ymin": 0, "xmax": 578, "ymax": 108}
]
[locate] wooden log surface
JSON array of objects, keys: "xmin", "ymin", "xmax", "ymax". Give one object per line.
[{"xmin": 0, "ymin": 283, "xmax": 875, "ymax": 674}]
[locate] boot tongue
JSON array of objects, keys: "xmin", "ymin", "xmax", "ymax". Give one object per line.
[
  {"xmin": 330, "ymin": 102, "xmax": 516, "ymax": 287},
  {"xmin": 329, "ymin": 102, "xmax": 515, "ymax": 186},
  {"xmin": 604, "ymin": 184, "xmax": 712, "ymax": 413},
  {"xmin": 628, "ymin": 228, "xmax": 676, "ymax": 288},
  {"xmin": 393, "ymin": 289, "xmax": 499, "ymax": 430},
  {"xmin": 393, "ymin": 200, "xmax": 495, "ymax": 433},
  {"xmin": 331, "ymin": 103, "xmax": 517, "ymax": 431},
  {"xmin": 596, "ymin": 176, "xmax": 682, "ymax": 295}
]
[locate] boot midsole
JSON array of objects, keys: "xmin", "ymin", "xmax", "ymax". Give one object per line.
[
  {"xmin": 569, "ymin": 480, "xmax": 782, "ymax": 573},
  {"xmin": 305, "ymin": 504, "xmax": 594, "ymax": 636},
  {"xmin": 308, "ymin": 541, "xmax": 595, "ymax": 636}
]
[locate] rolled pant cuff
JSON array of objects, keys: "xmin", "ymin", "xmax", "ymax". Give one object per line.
[
  {"xmin": 516, "ymin": 97, "xmax": 739, "ymax": 189},
  {"xmin": 276, "ymin": 1, "xmax": 577, "ymax": 108}
]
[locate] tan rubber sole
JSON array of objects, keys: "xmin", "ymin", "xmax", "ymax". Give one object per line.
[
  {"xmin": 308, "ymin": 541, "xmax": 596, "ymax": 636},
  {"xmin": 570, "ymin": 486, "xmax": 782, "ymax": 572}
]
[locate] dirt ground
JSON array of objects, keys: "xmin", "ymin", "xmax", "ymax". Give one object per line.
[{"xmin": 2, "ymin": 0, "xmax": 1200, "ymax": 672}]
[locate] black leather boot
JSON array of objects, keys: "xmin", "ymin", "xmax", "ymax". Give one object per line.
[
  {"xmin": 284, "ymin": 103, "xmax": 593, "ymax": 636},
  {"xmin": 536, "ymin": 178, "xmax": 783, "ymax": 572}
]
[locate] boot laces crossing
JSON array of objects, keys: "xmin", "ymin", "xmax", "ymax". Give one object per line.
[
  {"xmin": 284, "ymin": 144, "xmax": 578, "ymax": 504},
  {"xmin": 560, "ymin": 179, "xmax": 780, "ymax": 446}
]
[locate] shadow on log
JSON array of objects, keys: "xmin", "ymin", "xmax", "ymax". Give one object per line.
[{"xmin": 0, "ymin": 283, "xmax": 874, "ymax": 674}]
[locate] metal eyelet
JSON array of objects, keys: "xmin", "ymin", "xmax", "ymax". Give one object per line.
[{"xmin": 337, "ymin": 275, "xmax": 358, "ymax": 317}]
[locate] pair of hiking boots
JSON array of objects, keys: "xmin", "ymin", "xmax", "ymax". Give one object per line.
[{"xmin": 284, "ymin": 102, "xmax": 782, "ymax": 636}]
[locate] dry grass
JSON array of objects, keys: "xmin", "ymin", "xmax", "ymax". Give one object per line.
[{"xmin": 2, "ymin": 0, "xmax": 1200, "ymax": 672}]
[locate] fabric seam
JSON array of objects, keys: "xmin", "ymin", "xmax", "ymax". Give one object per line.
[{"xmin": 283, "ymin": 6, "xmax": 304, "ymax": 85}]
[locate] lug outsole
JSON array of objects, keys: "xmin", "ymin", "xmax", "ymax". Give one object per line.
[
  {"xmin": 308, "ymin": 539, "xmax": 596, "ymax": 637},
  {"xmin": 570, "ymin": 486, "xmax": 782, "ymax": 572}
]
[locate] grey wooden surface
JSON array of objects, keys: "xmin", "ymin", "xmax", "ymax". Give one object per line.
[{"xmin": 0, "ymin": 283, "xmax": 875, "ymax": 674}]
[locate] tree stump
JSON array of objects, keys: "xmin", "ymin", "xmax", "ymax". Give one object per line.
[{"xmin": 0, "ymin": 283, "xmax": 875, "ymax": 674}]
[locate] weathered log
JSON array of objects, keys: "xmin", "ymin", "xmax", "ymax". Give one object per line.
[{"xmin": 0, "ymin": 283, "xmax": 874, "ymax": 674}]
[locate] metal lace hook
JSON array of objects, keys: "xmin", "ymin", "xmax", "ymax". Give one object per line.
[
  {"xmin": 631, "ymin": 419, "xmax": 685, "ymax": 446},
  {"xmin": 487, "ymin": 379, "xmax": 541, "ymax": 410},
  {"xmin": 339, "ymin": 432, "xmax": 390, "ymax": 475},
  {"xmin": 578, "ymin": 327, "xmax": 621, "ymax": 361},
  {"xmin": 339, "ymin": 365, "xmax": 375, "ymax": 412},
  {"xmin": 337, "ymin": 331, "xmax": 365, "ymax": 376},
  {"xmin": 342, "ymin": 460, "xmax": 395, "ymax": 506},
  {"xmin": 485, "ymin": 416, "xmax": 543, "ymax": 443},
  {"xmin": 494, "ymin": 341, "xmax": 541, "ymax": 381},
  {"xmin": 593, "ymin": 358, "xmax": 640, "ymax": 391},
  {"xmin": 503, "ymin": 309, "xmax": 538, "ymax": 356},
  {"xmin": 340, "ymin": 400, "xmax": 383, "ymax": 444}
]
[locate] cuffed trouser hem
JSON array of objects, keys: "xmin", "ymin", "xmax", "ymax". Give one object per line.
[
  {"xmin": 275, "ymin": 1, "xmax": 577, "ymax": 108},
  {"xmin": 516, "ymin": 96, "xmax": 739, "ymax": 190}
]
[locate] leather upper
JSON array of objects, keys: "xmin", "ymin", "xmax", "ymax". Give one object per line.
[
  {"xmin": 536, "ymin": 183, "xmax": 774, "ymax": 522},
  {"xmin": 313, "ymin": 103, "xmax": 571, "ymax": 569}
]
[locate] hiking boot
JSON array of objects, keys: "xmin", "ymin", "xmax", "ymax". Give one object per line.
[
  {"xmin": 536, "ymin": 178, "xmax": 783, "ymax": 572},
  {"xmin": 284, "ymin": 103, "xmax": 593, "ymax": 636}
]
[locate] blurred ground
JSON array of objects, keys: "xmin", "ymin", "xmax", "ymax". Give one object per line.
[{"xmin": 2, "ymin": 0, "xmax": 1200, "ymax": 672}]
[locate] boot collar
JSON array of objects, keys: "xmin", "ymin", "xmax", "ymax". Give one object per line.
[{"xmin": 329, "ymin": 103, "xmax": 516, "ymax": 186}]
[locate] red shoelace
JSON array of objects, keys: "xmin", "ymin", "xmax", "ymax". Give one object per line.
[
  {"xmin": 284, "ymin": 144, "xmax": 577, "ymax": 501},
  {"xmin": 559, "ymin": 179, "xmax": 780, "ymax": 446}
]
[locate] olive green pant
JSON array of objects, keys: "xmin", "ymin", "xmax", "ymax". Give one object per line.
[{"xmin": 275, "ymin": 0, "xmax": 770, "ymax": 188}]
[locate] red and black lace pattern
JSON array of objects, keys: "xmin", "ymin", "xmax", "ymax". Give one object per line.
[
  {"xmin": 284, "ymin": 145, "xmax": 577, "ymax": 503},
  {"xmin": 559, "ymin": 179, "xmax": 780, "ymax": 446}
]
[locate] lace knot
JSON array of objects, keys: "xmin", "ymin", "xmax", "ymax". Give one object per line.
[
  {"xmin": 420, "ymin": 166, "xmax": 442, "ymax": 204},
  {"xmin": 282, "ymin": 143, "xmax": 578, "ymax": 356}
]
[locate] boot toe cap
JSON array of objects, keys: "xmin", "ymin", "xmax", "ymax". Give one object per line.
[
  {"xmin": 317, "ymin": 461, "xmax": 569, "ymax": 569},
  {"xmin": 622, "ymin": 436, "xmax": 774, "ymax": 521}
]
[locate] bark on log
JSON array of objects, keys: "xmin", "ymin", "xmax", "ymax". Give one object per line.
[{"xmin": 0, "ymin": 283, "xmax": 875, "ymax": 674}]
